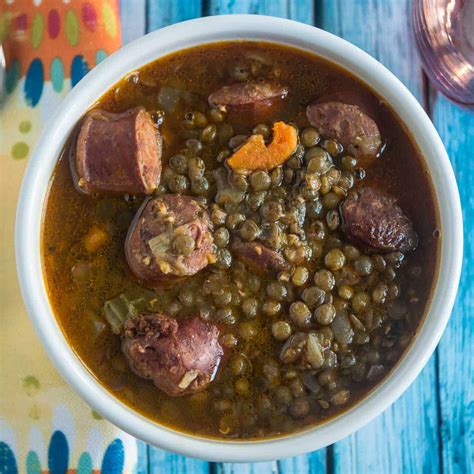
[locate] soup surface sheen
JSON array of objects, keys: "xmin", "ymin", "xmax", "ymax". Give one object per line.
[{"xmin": 42, "ymin": 41, "xmax": 439, "ymax": 439}]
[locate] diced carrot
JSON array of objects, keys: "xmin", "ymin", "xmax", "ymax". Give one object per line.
[
  {"xmin": 227, "ymin": 121, "xmax": 298, "ymax": 170},
  {"xmin": 84, "ymin": 225, "xmax": 109, "ymax": 253}
]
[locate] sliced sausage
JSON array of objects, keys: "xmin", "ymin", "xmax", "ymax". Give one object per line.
[
  {"xmin": 306, "ymin": 101, "xmax": 382, "ymax": 160},
  {"xmin": 125, "ymin": 194, "xmax": 214, "ymax": 286},
  {"xmin": 232, "ymin": 241, "xmax": 289, "ymax": 274},
  {"xmin": 209, "ymin": 81, "xmax": 288, "ymax": 124},
  {"xmin": 74, "ymin": 107, "xmax": 162, "ymax": 195},
  {"xmin": 122, "ymin": 314, "xmax": 224, "ymax": 396},
  {"xmin": 340, "ymin": 187, "xmax": 418, "ymax": 253}
]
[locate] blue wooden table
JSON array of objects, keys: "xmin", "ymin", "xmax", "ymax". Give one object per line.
[{"xmin": 119, "ymin": 1, "xmax": 473, "ymax": 472}]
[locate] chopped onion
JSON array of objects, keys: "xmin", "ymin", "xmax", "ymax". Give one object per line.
[
  {"xmin": 94, "ymin": 320, "xmax": 106, "ymax": 335},
  {"xmin": 148, "ymin": 231, "xmax": 173, "ymax": 258},
  {"xmin": 178, "ymin": 370, "xmax": 200, "ymax": 389},
  {"xmin": 367, "ymin": 364, "xmax": 385, "ymax": 381},
  {"xmin": 331, "ymin": 310, "xmax": 355, "ymax": 344},
  {"xmin": 302, "ymin": 372, "xmax": 321, "ymax": 393},
  {"xmin": 157, "ymin": 86, "xmax": 181, "ymax": 113},
  {"xmin": 213, "ymin": 168, "xmax": 245, "ymax": 205},
  {"xmin": 103, "ymin": 294, "xmax": 138, "ymax": 334},
  {"xmin": 305, "ymin": 333, "xmax": 324, "ymax": 369},
  {"xmin": 280, "ymin": 333, "xmax": 306, "ymax": 364},
  {"xmin": 71, "ymin": 262, "xmax": 91, "ymax": 285},
  {"xmin": 244, "ymin": 51, "xmax": 273, "ymax": 65}
]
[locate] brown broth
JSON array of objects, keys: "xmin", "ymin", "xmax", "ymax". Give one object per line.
[{"xmin": 42, "ymin": 41, "xmax": 439, "ymax": 439}]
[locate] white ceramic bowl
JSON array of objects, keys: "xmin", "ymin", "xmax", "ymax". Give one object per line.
[{"xmin": 16, "ymin": 15, "xmax": 463, "ymax": 462}]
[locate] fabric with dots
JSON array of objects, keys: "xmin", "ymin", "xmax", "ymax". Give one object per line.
[{"xmin": 0, "ymin": 1, "xmax": 144, "ymax": 472}]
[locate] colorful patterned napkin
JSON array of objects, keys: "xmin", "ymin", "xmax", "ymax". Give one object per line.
[{"xmin": 1, "ymin": 1, "xmax": 145, "ymax": 472}]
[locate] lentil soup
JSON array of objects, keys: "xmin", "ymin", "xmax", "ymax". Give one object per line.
[{"xmin": 42, "ymin": 41, "xmax": 439, "ymax": 439}]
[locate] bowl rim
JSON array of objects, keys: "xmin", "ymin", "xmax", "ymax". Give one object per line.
[{"xmin": 15, "ymin": 14, "xmax": 463, "ymax": 462}]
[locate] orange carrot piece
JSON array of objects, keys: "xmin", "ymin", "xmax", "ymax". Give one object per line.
[
  {"xmin": 227, "ymin": 121, "xmax": 298, "ymax": 170},
  {"xmin": 83, "ymin": 225, "xmax": 109, "ymax": 253}
]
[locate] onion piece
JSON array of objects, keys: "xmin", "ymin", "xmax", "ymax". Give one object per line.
[
  {"xmin": 178, "ymin": 370, "xmax": 200, "ymax": 389},
  {"xmin": 331, "ymin": 310, "xmax": 355, "ymax": 344},
  {"xmin": 280, "ymin": 332, "xmax": 306, "ymax": 364},
  {"xmin": 244, "ymin": 51, "xmax": 273, "ymax": 65},
  {"xmin": 213, "ymin": 167, "xmax": 246, "ymax": 205},
  {"xmin": 302, "ymin": 372, "xmax": 321, "ymax": 393},
  {"xmin": 103, "ymin": 294, "xmax": 141, "ymax": 334},
  {"xmin": 157, "ymin": 86, "xmax": 181, "ymax": 113},
  {"xmin": 305, "ymin": 333, "xmax": 324, "ymax": 369},
  {"xmin": 367, "ymin": 364, "xmax": 385, "ymax": 381}
]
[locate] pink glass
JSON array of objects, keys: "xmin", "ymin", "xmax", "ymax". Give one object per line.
[{"xmin": 413, "ymin": 0, "xmax": 474, "ymax": 107}]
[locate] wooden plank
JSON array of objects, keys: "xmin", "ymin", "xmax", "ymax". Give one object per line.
[
  {"xmin": 277, "ymin": 7, "xmax": 323, "ymax": 474},
  {"xmin": 278, "ymin": 1, "xmax": 325, "ymax": 469},
  {"xmin": 277, "ymin": 6, "xmax": 322, "ymax": 473},
  {"xmin": 205, "ymin": 1, "xmax": 323, "ymax": 472},
  {"xmin": 205, "ymin": 0, "xmax": 314, "ymax": 21},
  {"xmin": 319, "ymin": 1, "xmax": 442, "ymax": 473},
  {"xmin": 148, "ymin": 448, "xmax": 210, "ymax": 474},
  {"xmin": 120, "ymin": 0, "xmax": 147, "ymax": 44},
  {"xmin": 278, "ymin": 453, "xmax": 326, "ymax": 474},
  {"xmin": 135, "ymin": 439, "xmax": 149, "ymax": 474},
  {"xmin": 214, "ymin": 463, "xmax": 278, "ymax": 474},
  {"xmin": 146, "ymin": 0, "xmax": 203, "ymax": 31},
  {"xmin": 431, "ymin": 93, "xmax": 474, "ymax": 474},
  {"xmin": 205, "ymin": 0, "xmax": 260, "ymax": 15},
  {"xmin": 200, "ymin": 0, "xmax": 275, "ymax": 463},
  {"xmin": 144, "ymin": 2, "xmax": 210, "ymax": 471},
  {"xmin": 319, "ymin": 0, "xmax": 423, "ymax": 95},
  {"xmin": 288, "ymin": 0, "xmax": 314, "ymax": 25}
]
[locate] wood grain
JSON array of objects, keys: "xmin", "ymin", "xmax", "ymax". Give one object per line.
[
  {"xmin": 319, "ymin": 1, "xmax": 442, "ymax": 473},
  {"xmin": 136, "ymin": 439, "xmax": 149, "ymax": 474},
  {"xmin": 214, "ymin": 462, "xmax": 279, "ymax": 474},
  {"xmin": 431, "ymin": 93, "xmax": 474, "ymax": 474},
  {"xmin": 147, "ymin": 0, "xmax": 203, "ymax": 30},
  {"xmin": 143, "ymin": 1, "xmax": 211, "ymax": 472},
  {"xmin": 148, "ymin": 448, "xmax": 210, "ymax": 474},
  {"xmin": 120, "ymin": 0, "xmax": 147, "ymax": 44},
  {"xmin": 202, "ymin": 1, "xmax": 280, "ymax": 469}
]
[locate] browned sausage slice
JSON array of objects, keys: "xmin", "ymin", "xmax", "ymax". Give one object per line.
[
  {"xmin": 122, "ymin": 314, "xmax": 224, "ymax": 396},
  {"xmin": 232, "ymin": 241, "xmax": 289, "ymax": 274},
  {"xmin": 340, "ymin": 187, "xmax": 417, "ymax": 253},
  {"xmin": 306, "ymin": 101, "xmax": 382, "ymax": 160},
  {"xmin": 125, "ymin": 194, "xmax": 214, "ymax": 286},
  {"xmin": 74, "ymin": 107, "xmax": 162, "ymax": 195},
  {"xmin": 209, "ymin": 82, "xmax": 288, "ymax": 124}
]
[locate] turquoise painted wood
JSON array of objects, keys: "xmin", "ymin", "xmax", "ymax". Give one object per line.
[
  {"xmin": 319, "ymin": 2, "xmax": 442, "ymax": 473},
  {"xmin": 147, "ymin": 0, "xmax": 202, "ymax": 30},
  {"xmin": 136, "ymin": 439, "xmax": 149, "ymax": 474},
  {"xmin": 432, "ymin": 94, "xmax": 474, "ymax": 474},
  {"xmin": 148, "ymin": 448, "xmax": 209, "ymax": 474},
  {"xmin": 215, "ymin": 462, "xmax": 279, "ymax": 473},
  {"xmin": 141, "ymin": 2, "xmax": 211, "ymax": 473},
  {"xmin": 205, "ymin": 2, "xmax": 325, "ymax": 472},
  {"xmin": 204, "ymin": 4, "xmax": 326, "ymax": 472},
  {"xmin": 117, "ymin": 1, "xmax": 474, "ymax": 472},
  {"xmin": 120, "ymin": 0, "xmax": 147, "ymax": 44}
]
